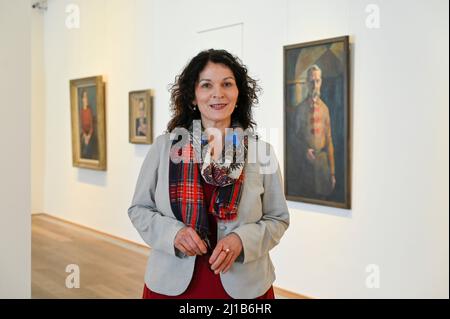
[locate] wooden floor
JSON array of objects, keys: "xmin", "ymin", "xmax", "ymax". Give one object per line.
[
  {"xmin": 32, "ymin": 214, "xmax": 149, "ymax": 298},
  {"xmin": 32, "ymin": 213, "xmax": 305, "ymax": 299}
]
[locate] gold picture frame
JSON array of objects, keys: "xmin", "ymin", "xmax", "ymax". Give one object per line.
[
  {"xmin": 70, "ymin": 76, "xmax": 107, "ymax": 170},
  {"xmin": 129, "ymin": 89, "xmax": 153, "ymax": 144}
]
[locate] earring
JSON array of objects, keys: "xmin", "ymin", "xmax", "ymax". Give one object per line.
[
  {"xmin": 192, "ymin": 104, "xmax": 197, "ymax": 111},
  {"xmin": 235, "ymin": 105, "xmax": 238, "ymax": 108}
]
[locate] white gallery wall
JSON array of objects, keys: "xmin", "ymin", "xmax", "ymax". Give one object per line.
[
  {"xmin": 0, "ymin": 0, "xmax": 31, "ymax": 298},
  {"xmin": 32, "ymin": 1, "xmax": 46, "ymax": 214},
  {"xmin": 36, "ymin": 0, "xmax": 449, "ymax": 298}
]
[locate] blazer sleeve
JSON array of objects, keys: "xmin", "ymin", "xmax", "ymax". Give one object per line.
[
  {"xmin": 127, "ymin": 135, "xmax": 186, "ymax": 257},
  {"xmin": 232, "ymin": 143, "xmax": 290, "ymax": 264}
]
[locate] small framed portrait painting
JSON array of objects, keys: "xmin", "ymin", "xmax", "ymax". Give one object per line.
[{"xmin": 129, "ymin": 90, "xmax": 153, "ymax": 144}]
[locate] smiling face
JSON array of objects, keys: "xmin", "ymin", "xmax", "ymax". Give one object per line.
[{"xmin": 193, "ymin": 62, "xmax": 239, "ymax": 128}]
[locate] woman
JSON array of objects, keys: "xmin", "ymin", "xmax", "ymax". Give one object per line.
[
  {"xmin": 128, "ymin": 49, "xmax": 289, "ymax": 299},
  {"xmin": 135, "ymin": 98, "xmax": 148, "ymax": 137},
  {"xmin": 79, "ymin": 89, "xmax": 98, "ymax": 159}
]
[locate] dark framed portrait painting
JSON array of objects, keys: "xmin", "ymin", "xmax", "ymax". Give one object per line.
[
  {"xmin": 284, "ymin": 36, "xmax": 351, "ymax": 209},
  {"xmin": 70, "ymin": 76, "xmax": 107, "ymax": 170},
  {"xmin": 129, "ymin": 89, "xmax": 153, "ymax": 144}
]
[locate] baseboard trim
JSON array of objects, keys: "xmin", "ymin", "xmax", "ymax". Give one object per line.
[
  {"xmin": 33, "ymin": 212, "xmax": 149, "ymax": 250},
  {"xmin": 273, "ymin": 286, "xmax": 311, "ymax": 299}
]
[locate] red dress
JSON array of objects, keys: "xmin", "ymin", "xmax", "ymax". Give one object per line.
[
  {"xmin": 80, "ymin": 106, "xmax": 93, "ymax": 135},
  {"xmin": 142, "ymin": 182, "xmax": 275, "ymax": 299}
]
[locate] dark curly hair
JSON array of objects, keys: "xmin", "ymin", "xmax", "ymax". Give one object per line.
[{"xmin": 166, "ymin": 49, "xmax": 261, "ymax": 132}]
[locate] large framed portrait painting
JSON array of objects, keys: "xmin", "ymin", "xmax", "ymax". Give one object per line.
[
  {"xmin": 284, "ymin": 36, "xmax": 351, "ymax": 209},
  {"xmin": 70, "ymin": 76, "xmax": 107, "ymax": 170}
]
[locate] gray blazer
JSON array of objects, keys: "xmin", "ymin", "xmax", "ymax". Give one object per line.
[{"xmin": 128, "ymin": 132, "xmax": 290, "ymax": 298}]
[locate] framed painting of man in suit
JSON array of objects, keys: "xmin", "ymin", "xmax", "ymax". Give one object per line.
[
  {"xmin": 70, "ymin": 76, "xmax": 107, "ymax": 170},
  {"xmin": 129, "ymin": 89, "xmax": 153, "ymax": 144},
  {"xmin": 284, "ymin": 36, "xmax": 351, "ymax": 209}
]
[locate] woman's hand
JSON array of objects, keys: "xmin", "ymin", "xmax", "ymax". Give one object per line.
[
  {"xmin": 82, "ymin": 133, "xmax": 91, "ymax": 146},
  {"xmin": 174, "ymin": 226, "xmax": 207, "ymax": 256},
  {"xmin": 209, "ymin": 233, "xmax": 243, "ymax": 274}
]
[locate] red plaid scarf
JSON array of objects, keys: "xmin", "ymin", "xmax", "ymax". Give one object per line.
[{"xmin": 169, "ymin": 125, "xmax": 247, "ymax": 239}]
